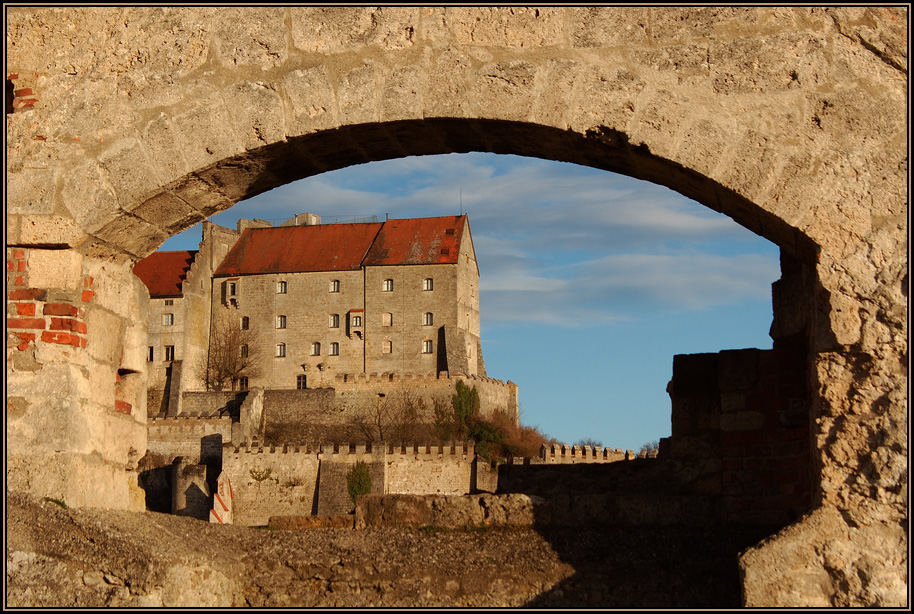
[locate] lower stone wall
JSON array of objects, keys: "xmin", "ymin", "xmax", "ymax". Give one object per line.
[
  {"xmin": 221, "ymin": 441, "xmax": 479, "ymax": 526},
  {"xmin": 222, "ymin": 444, "xmax": 321, "ymax": 526},
  {"xmin": 386, "ymin": 442, "xmax": 475, "ymax": 495}
]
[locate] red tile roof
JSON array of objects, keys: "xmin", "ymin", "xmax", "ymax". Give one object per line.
[
  {"xmin": 133, "ymin": 250, "xmax": 197, "ymax": 297},
  {"xmin": 363, "ymin": 215, "xmax": 465, "ymax": 266},
  {"xmin": 214, "ymin": 223, "xmax": 383, "ymax": 276},
  {"xmin": 213, "ymin": 215, "xmax": 468, "ymax": 276}
]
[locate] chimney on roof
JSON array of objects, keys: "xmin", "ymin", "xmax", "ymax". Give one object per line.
[{"xmin": 280, "ymin": 213, "xmax": 322, "ymax": 227}]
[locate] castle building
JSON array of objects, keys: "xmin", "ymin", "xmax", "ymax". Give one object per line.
[
  {"xmin": 134, "ymin": 214, "xmax": 499, "ymax": 420},
  {"xmin": 210, "ymin": 214, "xmax": 483, "ymax": 389}
]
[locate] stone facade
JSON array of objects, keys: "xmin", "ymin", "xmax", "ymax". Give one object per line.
[
  {"xmin": 6, "ymin": 7, "xmax": 907, "ymax": 606},
  {"xmin": 139, "ymin": 222, "xmax": 240, "ymax": 416},
  {"xmin": 135, "ymin": 213, "xmax": 495, "ymax": 417}
]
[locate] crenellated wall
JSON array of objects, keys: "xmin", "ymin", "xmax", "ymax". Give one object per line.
[
  {"xmin": 146, "ymin": 416, "xmax": 233, "ymax": 464},
  {"xmin": 385, "ymin": 442, "xmax": 476, "ymax": 495},
  {"xmin": 222, "ymin": 442, "xmax": 322, "ymax": 526},
  {"xmin": 221, "ymin": 440, "xmax": 481, "ymax": 525}
]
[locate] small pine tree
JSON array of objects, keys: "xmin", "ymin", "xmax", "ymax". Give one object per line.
[
  {"xmin": 451, "ymin": 380, "xmax": 481, "ymax": 433},
  {"xmin": 346, "ymin": 460, "xmax": 372, "ymax": 505}
]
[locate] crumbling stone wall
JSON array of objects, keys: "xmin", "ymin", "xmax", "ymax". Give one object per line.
[
  {"xmin": 6, "ymin": 7, "xmax": 906, "ymax": 606},
  {"xmin": 7, "ymin": 248, "xmax": 149, "ymax": 511}
]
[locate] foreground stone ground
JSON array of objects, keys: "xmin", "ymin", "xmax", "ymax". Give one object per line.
[{"xmin": 7, "ymin": 492, "xmax": 773, "ymax": 608}]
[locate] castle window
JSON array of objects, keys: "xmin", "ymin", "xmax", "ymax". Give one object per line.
[
  {"xmin": 241, "ymin": 316, "xmax": 249, "ymax": 330},
  {"xmin": 276, "ymin": 315, "xmax": 286, "ymax": 329},
  {"xmin": 240, "ymin": 344, "xmax": 248, "ymax": 358},
  {"xmin": 297, "ymin": 374, "xmax": 307, "ymax": 390},
  {"xmin": 382, "ymin": 279, "xmax": 393, "ymax": 292},
  {"xmin": 147, "ymin": 346, "xmax": 154, "ymax": 362},
  {"xmin": 276, "ymin": 280, "xmax": 287, "ymax": 294},
  {"xmin": 164, "ymin": 345, "xmax": 175, "ymax": 361},
  {"xmin": 352, "ymin": 315, "xmax": 362, "ymax": 327},
  {"xmin": 423, "ymin": 340, "xmax": 433, "ymax": 354},
  {"xmin": 423, "ymin": 278, "xmax": 433, "ymax": 291},
  {"xmin": 162, "ymin": 313, "xmax": 174, "ymax": 326},
  {"xmin": 329, "ymin": 342, "xmax": 339, "ymax": 356},
  {"xmin": 164, "ymin": 299, "xmax": 174, "ymax": 306},
  {"xmin": 330, "ymin": 279, "xmax": 340, "ymax": 293},
  {"xmin": 229, "ymin": 282, "xmax": 237, "ymax": 297},
  {"xmin": 311, "ymin": 342, "xmax": 321, "ymax": 356},
  {"xmin": 275, "ymin": 343, "xmax": 286, "ymax": 358},
  {"xmin": 382, "ymin": 339, "xmax": 392, "ymax": 354},
  {"xmin": 329, "ymin": 313, "xmax": 340, "ymax": 328},
  {"xmin": 239, "ymin": 376, "xmax": 249, "ymax": 391},
  {"xmin": 423, "ymin": 312, "xmax": 434, "ymax": 326},
  {"xmin": 382, "ymin": 312, "xmax": 393, "ymax": 327}
]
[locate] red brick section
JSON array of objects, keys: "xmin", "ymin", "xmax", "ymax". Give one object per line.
[
  {"xmin": 9, "ymin": 77, "xmax": 38, "ymax": 113},
  {"xmin": 7, "ymin": 248, "xmax": 90, "ymax": 351},
  {"xmin": 114, "ymin": 400, "xmax": 132, "ymax": 414}
]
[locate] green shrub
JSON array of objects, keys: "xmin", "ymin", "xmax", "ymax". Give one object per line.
[{"xmin": 346, "ymin": 460, "xmax": 372, "ymax": 504}]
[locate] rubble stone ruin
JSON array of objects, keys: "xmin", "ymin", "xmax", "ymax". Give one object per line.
[{"xmin": 5, "ymin": 7, "xmax": 907, "ymax": 607}]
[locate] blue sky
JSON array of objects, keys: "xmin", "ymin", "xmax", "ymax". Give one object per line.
[{"xmin": 161, "ymin": 153, "xmax": 780, "ymax": 450}]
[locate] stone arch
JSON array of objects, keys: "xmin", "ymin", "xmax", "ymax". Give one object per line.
[{"xmin": 6, "ymin": 7, "xmax": 906, "ymax": 606}]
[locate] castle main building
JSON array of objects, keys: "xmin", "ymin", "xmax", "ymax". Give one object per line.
[
  {"xmin": 211, "ymin": 214, "xmax": 483, "ymax": 389},
  {"xmin": 134, "ymin": 214, "xmax": 510, "ymax": 422}
]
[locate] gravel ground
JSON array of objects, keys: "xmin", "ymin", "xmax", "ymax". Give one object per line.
[{"xmin": 6, "ymin": 492, "xmax": 772, "ymax": 608}]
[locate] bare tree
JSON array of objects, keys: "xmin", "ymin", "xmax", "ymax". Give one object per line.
[
  {"xmin": 199, "ymin": 309, "xmax": 261, "ymax": 391},
  {"xmin": 347, "ymin": 389, "xmax": 434, "ymax": 443}
]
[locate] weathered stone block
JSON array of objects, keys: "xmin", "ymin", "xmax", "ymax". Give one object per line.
[
  {"xmin": 26, "ymin": 249, "xmax": 83, "ymax": 291},
  {"xmin": 212, "ymin": 7, "xmax": 288, "ymax": 70},
  {"xmin": 223, "ymin": 81, "xmax": 287, "ymax": 151},
  {"xmin": 291, "ymin": 7, "xmax": 418, "ymax": 53},
  {"xmin": 470, "ymin": 61, "xmax": 538, "ymax": 122}
]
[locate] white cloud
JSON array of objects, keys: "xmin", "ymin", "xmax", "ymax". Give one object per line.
[{"xmin": 172, "ymin": 153, "xmax": 779, "ymax": 328}]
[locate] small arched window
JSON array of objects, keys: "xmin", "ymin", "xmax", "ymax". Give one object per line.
[
  {"xmin": 311, "ymin": 342, "xmax": 321, "ymax": 356},
  {"xmin": 423, "ymin": 312, "xmax": 433, "ymax": 326},
  {"xmin": 275, "ymin": 343, "xmax": 286, "ymax": 358},
  {"xmin": 330, "ymin": 280, "xmax": 340, "ymax": 293},
  {"xmin": 382, "ymin": 279, "xmax": 393, "ymax": 292}
]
